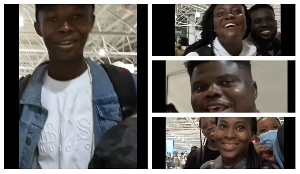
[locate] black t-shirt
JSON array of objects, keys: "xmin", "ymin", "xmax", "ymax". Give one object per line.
[
  {"xmin": 185, "ymin": 145, "xmax": 220, "ymax": 169},
  {"xmin": 201, "ymin": 145, "xmax": 220, "ymax": 167}
]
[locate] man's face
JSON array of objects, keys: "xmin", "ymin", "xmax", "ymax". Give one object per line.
[
  {"xmin": 250, "ymin": 8, "xmax": 277, "ymax": 41},
  {"xmin": 213, "ymin": 4, "xmax": 247, "ymax": 43},
  {"xmin": 34, "ymin": 5, "xmax": 95, "ymax": 61},
  {"xmin": 190, "ymin": 61, "xmax": 257, "ymax": 112},
  {"xmin": 200, "ymin": 117, "xmax": 216, "ymax": 142},
  {"xmin": 214, "ymin": 117, "xmax": 252, "ymax": 163}
]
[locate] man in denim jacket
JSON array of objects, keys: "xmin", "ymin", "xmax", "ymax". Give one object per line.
[{"xmin": 19, "ymin": 5, "xmax": 137, "ymax": 169}]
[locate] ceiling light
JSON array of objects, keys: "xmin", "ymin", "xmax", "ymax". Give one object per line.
[
  {"xmin": 175, "ymin": 15, "xmax": 177, "ymax": 19},
  {"xmin": 19, "ymin": 15, "xmax": 24, "ymax": 27},
  {"xmin": 195, "ymin": 12, "xmax": 200, "ymax": 18},
  {"xmin": 98, "ymin": 49, "xmax": 106, "ymax": 56}
]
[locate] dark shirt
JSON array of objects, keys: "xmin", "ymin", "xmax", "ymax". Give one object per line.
[
  {"xmin": 184, "ymin": 150, "xmax": 198, "ymax": 169},
  {"xmin": 247, "ymin": 34, "xmax": 281, "ymax": 56},
  {"xmin": 202, "ymin": 145, "xmax": 220, "ymax": 167},
  {"xmin": 88, "ymin": 116, "xmax": 137, "ymax": 169},
  {"xmin": 184, "ymin": 145, "xmax": 220, "ymax": 169}
]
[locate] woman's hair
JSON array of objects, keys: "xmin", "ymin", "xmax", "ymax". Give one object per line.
[
  {"xmin": 215, "ymin": 117, "xmax": 276, "ymax": 169},
  {"xmin": 184, "ymin": 4, "xmax": 252, "ymax": 56},
  {"xmin": 257, "ymin": 117, "xmax": 281, "ymax": 126},
  {"xmin": 180, "ymin": 37, "xmax": 189, "ymax": 46},
  {"xmin": 198, "ymin": 117, "xmax": 208, "ymax": 166}
]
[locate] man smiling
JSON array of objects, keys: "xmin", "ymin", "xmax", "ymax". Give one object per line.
[
  {"xmin": 247, "ymin": 4, "xmax": 281, "ymax": 56},
  {"xmin": 19, "ymin": 5, "xmax": 137, "ymax": 169},
  {"xmin": 186, "ymin": 61, "xmax": 258, "ymax": 113}
]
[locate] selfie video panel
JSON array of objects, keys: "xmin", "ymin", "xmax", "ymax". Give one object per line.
[
  {"xmin": 165, "ymin": 117, "xmax": 288, "ymax": 169},
  {"xmin": 166, "ymin": 60, "xmax": 291, "ymax": 113},
  {"xmin": 174, "ymin": 4, "xmax": 289, "ymax": 56}
]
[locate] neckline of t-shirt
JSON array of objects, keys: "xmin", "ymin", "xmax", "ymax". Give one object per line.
[{"xmin": 45, "ymin": 69, "xmax": 89, "ymax": 83}]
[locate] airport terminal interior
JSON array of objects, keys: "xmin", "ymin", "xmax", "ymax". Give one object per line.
[{"xmin": 19, "ymin": 4, "xmax": 137, "ymax": 79}]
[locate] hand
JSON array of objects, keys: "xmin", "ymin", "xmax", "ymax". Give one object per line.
[
  {"xmin": 254, "ymin": 142, "xmax": 268, "ymax": 155},
  {"xmin": 254, "ymin": 142, "xmax": 274, "ymax": 161}
]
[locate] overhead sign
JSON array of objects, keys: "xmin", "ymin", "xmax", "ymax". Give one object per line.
[{"xmin": 166, "ymin": 140, "xmax": 174, "ymax": 153}]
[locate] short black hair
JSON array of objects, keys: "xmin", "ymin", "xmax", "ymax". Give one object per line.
[
  {"xmin": 191, "ymin": 146, "xmax": 198, "ymax": 150},
  {"xmin": 35, "ymin": 4, "xmax": 95, "ymax": 22},
  {"xmin": 185, "ymin": 61, "xmax": 252, "ymax": 79},
  {"xmin": 248, "ymin": 4, "xmax": 275, "ymax": 16},
  {"xmin": 184, "ymin": 4, "xmax": 252, "ymax": 55},
  {"xmin": 166, "ymin": 103, "xmax": 179, "ymax": 112},
  {"xmin": 180, "ymin": 37, "xmax": 189, "ymax": 46}
]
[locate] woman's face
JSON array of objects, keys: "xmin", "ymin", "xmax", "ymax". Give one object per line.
[
  {"xmin": 213, "ymin": 4, "xmax": 247, "ymax": 43},
  {"xmin": 200, "ymin": 117, "xmax": 216, "ymax": 142},
  {"xmin": 257, "ymin": 117, "xmax": 280, "ymax": 136},
  {"xmin": 214, "ymin": 117, "xmax": 252, "ymax": 164}
]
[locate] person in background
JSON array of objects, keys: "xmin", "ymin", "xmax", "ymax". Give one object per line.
[
  {"xmin": 166, "ymin": 103, "xmax": 179, "ymax": 112},
  {"xmin": 255, "ymin": 117, "xmax": 281, "ymax": 161},
  {"xmin": 273, "ymin": 123, "xmax": 284, "ymax": 168},
  {"xmin": 184, "ymin": 146, "xmax": 198, "ymax": 169},
  {"xmin": 173, "ymin": 155, "xmax": 180, "ymax": 169},
  {"xmin": 175, "ymin": 37, "xmax": 189, "ymax": 56},
  {"xmin": 180, "ymin": 153, "xmax": 186, "ymax": 169},
  {"xmin": 276, "ymin": 32, "xmax": 281, "ymax": 40},
  {"xmin": 247, "ymin": 4, "xmax": 281, "ymax": 56},
  {"xmin": 184, "ymin": 4, "xmax": 256, "ymax": 56},
  {"xmin": 185, "ymin": 118, "xmax": 220, "ymax": 169},
  {"xmin": 196, "ymin": 117, "xmax": 220, "ymax": 167}
]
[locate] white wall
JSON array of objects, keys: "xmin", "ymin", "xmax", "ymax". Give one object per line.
[{"xmin": 166, "ymin": 61, "xmax": 288, "ymax": 113}]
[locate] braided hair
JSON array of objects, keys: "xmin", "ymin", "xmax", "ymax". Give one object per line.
[{"xmin": 198, "ymin": 117, "xmax": 210, "ymax": 167}]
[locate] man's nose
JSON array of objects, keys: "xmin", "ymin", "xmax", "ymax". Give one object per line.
[
  {"xmin": 204, "ymin": 84, "xmax": 222, "ymax": 98},
  {"xmin": 58, "ymin": 20, "xmax": 73, "ymax": 33}
]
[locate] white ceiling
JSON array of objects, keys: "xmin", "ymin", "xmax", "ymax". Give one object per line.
[
  {"xmin": 19, "ymin": 4, "xmax": 137, "ymax": 78},
  {"xmin": 175, "ymin": 4, "xmax": 281, "ymax": 31},
  {"xmin": 166, "ymin": 117, "xmax": 284, "ymax": 153}
]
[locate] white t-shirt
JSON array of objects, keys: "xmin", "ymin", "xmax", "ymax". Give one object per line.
[
  {"xmin": 186, "ymin": 37, "xmax": 257, "ymax": 56},
  {"xmin": 38, "ymin": 69, "xmax": 93, "ymax": 169}
]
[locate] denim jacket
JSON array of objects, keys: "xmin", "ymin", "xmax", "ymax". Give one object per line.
[{"xmin": 19, "ymin": 58, "xmax": 137, "ymax": 169}]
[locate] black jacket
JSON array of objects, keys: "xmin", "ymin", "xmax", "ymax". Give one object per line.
[
  {"xmin": 247, "ymin": 34, "xmax": 281, "ymax": 56},
  {"xmin": 184, "ymin": 150, "xmax": 199, "ymax": 169}
]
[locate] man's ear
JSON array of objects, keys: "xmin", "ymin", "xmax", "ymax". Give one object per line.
[
  {"xmin": 34, "ymin": 22, "xmax": 42, "ymax": 37},
  {"xmin": 252, "ymin": 81, "xmax": 258, "ymax": 100}
]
